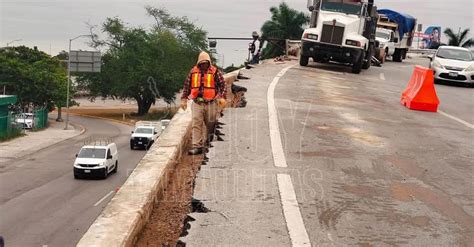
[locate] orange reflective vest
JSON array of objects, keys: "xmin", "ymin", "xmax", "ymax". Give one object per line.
[{"xmin": 190, "ymin": 66, "xmax": 217, "ymax": 100}]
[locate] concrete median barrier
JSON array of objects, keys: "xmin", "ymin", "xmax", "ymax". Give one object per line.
[{"xmin": 77, "ymin": 72, "xmax": 241, "ymax": 247}]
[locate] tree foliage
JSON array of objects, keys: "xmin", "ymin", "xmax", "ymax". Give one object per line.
[
  {"xmin": 0, "ymin": 46, "xmax": 69, "ymax": 110},
  {"xmin": 79, "ymin": 7, "xmax": 208, "ymax": 115},
  {"xmin": 260, "ymin": 3, "xmax": 309, "ymax": 59},
  {"xmin": 444, "ymin": 28, "xmax": 473, "ymax": 48}
]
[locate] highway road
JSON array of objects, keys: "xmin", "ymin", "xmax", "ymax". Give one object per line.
[
  {"xmin": 0, "ymin": 116, "xmax": 146, "ymax": 246},
  {"xmin": 183, "ymin": 57, "xmax": 474, "ymax": 246}
]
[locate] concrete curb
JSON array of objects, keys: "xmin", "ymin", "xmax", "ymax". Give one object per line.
[
  {"xmin": 77, "ymin": 73, "xmax": 237, "ymax": 247},
  {"xmin": 69, "ymin": 121, "xmax": 87, "ymax": 136}
]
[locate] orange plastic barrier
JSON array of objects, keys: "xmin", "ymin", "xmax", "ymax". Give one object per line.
[{"xmin": 401, "ymin": 66, "xmax": 440, "ymax": 112}]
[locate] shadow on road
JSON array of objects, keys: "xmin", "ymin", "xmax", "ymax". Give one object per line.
[
  {"xmin": 435, "ymin": 79, "xmax": 474, "ymax": 88},
  {"xmin": 305, "ymin": 61, "xmax": 353, "ymax": 74}
]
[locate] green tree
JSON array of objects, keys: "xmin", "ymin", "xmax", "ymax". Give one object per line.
[
  {"xmin": 79, "ymin": 7, "xmax": 208, "ymax": 116},
  {"xmin": 260, "ymin": 3, "xmax": 309, "ymax": 59},
  {"xmin": 0, "ymin": 46, "xmax": 69, "ymax": 113},
  {"xmin": 444, "ymin": 28, "xmax": 473, "ymax": 47}
]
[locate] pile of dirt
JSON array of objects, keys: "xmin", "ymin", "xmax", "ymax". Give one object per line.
[{"xmin": 135, "ymin": 150, "xmax": 204, "ymax": 247}]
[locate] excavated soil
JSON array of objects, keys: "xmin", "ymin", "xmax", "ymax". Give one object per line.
[{"xmin": 135, "ymin": 149, "xmax": 204, "ymax": 247}]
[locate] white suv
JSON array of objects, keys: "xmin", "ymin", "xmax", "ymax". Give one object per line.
[{"xmin": 73, "ymin": 142, "xmax": 119, "ymax": 179}]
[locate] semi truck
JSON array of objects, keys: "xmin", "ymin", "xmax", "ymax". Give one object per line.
[
  {"xmin": 300, "ymin": 0, "xmax": 378, "ymax": 74},
  {"xmin": 376, "ymin": 9, "xmax": 416, "ymax": 62}
]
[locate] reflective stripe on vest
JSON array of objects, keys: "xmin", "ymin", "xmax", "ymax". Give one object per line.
[{"xmin": 192, "ymin": 74, "xmax": 200, "ymax": 88}]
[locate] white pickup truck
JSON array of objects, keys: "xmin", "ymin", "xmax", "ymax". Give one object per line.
[
  {"xmin": 375, "ymin": 28, "xmax": 396, "ymax": 63},
  {"xmin": 376, "ymin": 9, "xmax": 417, "ymax": 62},
  {"xmin": 130, "ymin": 122, "xmax": 159, "ymax": 150}
]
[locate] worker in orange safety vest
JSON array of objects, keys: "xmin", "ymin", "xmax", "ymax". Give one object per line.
[{"xmin": 180, "ymin": 51, "xmax": 227, "ymax": 155}]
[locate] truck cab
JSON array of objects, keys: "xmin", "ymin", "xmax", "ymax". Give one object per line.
[
  {"xmin": 301, "ymin": 0, "xmax": 377, "ymax": 74},
  {"xmin": 376, "ymin": 28, "xmax": 396, "ymax": 62}
]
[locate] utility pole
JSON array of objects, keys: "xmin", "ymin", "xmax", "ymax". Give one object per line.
[{"xmin": 65, "ymin": 35, "xmax": 92, "ymax": 130}]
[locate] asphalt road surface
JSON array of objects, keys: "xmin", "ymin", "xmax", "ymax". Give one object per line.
[
  {"xmin": 0, "ymin": 115, "xmax": 146, "ymax": 246},
  {"xmin": 183, "ymin": 57, "xmax": 473, "ymax": 246}
]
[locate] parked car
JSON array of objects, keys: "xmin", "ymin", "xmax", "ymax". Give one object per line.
[
  {"xmin": 130, "ymin": 123, "xmax": 159, "ymax": 150},
  {"xmin": 15, "ymin": 113, "xmax": 35, "ymax": 129},
  {"xmin": 73, "ymin": 142, "xmax": 119, "ymax": 179},
  {"xmin": 430, "ymin": 46, "xmax": 474, "ymax": 85}
]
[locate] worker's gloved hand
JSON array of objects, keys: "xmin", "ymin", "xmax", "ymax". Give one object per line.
[
  {"xmin": 180, "ymin": 99, "xmax": 188, "ymax": 111},
  {"xmin": 217, "ymin": 98, "xmax": 227, "ymax": 108}
]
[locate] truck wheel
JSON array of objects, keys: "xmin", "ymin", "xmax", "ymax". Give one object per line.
[
  {"xmin": 130, "ymin": 143, "xmax": 134, "ymax": 150},
  {"xmin": 102, "ymin": 168, "xmax": 108, "ymax": 179},
  {"xmin": 393, "ymin": 49, "xmax": 402, "ymax": 62},
  {"xmin": 362, "ymin": 57, "xmax": 371, "ymax": 70},
  {"xmin": 300, "ymin": 55, "xmax": 309, "ymax": 66},
  {"xmin": 352, "ymin": 53, "xmax": 364, "ymax": 74},
  {"xmin": 113, "ymin": 161, "xmax": 118, "ymax": 174}
]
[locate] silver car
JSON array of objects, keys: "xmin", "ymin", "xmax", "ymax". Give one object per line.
[{"xmin": 430, "ymin": 46, "xmax": 474, "ymax": 85}]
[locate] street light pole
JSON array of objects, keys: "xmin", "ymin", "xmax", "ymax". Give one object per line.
[{"xmin": 64, "ymin": 35, "xmax": 92, "ymax": 130}]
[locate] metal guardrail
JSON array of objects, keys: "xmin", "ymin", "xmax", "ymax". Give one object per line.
[{"xmin": 408, "ymin": 49, "xmax": 436, "ymax": 55}]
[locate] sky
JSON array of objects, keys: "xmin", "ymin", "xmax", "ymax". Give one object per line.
[{"xmin": 1, "ymin": 0, "xmax": 473, "ymax": 66}]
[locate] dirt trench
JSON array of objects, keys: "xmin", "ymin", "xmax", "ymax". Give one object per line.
[{"xmin": 135, "ymin": 146, "xmax": 204, "ymax": 247}]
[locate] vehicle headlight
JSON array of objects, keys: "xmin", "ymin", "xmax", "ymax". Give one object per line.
[
  {"xmin": 465, "ymin": 64, "xmax": 474, "ymax": 72},
  {"xmin": 432, "ymin": 60, "xmax": 444, "ymax": 69},
  {"xmin": 303, "ymin": 33, "xmax": 318, "ymax": 40}
]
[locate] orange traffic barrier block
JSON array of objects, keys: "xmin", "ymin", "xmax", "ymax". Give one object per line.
[{"xmin": 401, "ymin": 66, "xmax": 440, "ymax": 112}]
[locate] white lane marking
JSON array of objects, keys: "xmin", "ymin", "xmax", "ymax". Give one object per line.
[
  {"xmin": 439, "ymin": 110, "xmax": 474, "ymax": 129},
  {"xmin": 379, "ymin": 73, "xmax": 386, "ymax": 81},
  {"xmin": 94, "ymin": 191, "xmax": 115, "ymax": 207},
  {"xmin": 267, "ymin": 66, "xmax": 293, "ymax": 168},
  {"xmin": 277, "ymin": 174, "xmax": 311, "ymax": 247}
]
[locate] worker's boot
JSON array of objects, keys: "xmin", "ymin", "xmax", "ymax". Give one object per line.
[{"xmin": 188, "ymin": 147, "xmax": 203, "ymax": 155}]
